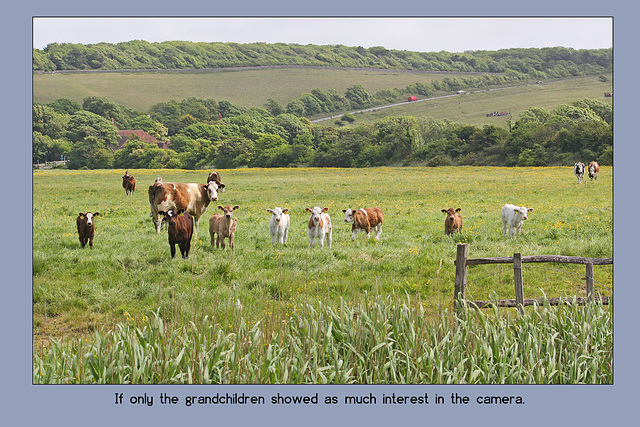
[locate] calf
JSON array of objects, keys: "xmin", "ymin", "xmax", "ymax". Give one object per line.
[
  {"xmin": 306, "ymin": 207, "xmax": 332, "ymax": 249},
  {"xmin": 76, "ymin": 212, "xmax": 100, "ymax": 248},
  {"xmin": 588, "ymin": 161, "xmax": 600, "ymax": 181},
  {"xmin": 342, "ymin": 207, "xmax": 383, "ymax": 240},
  {"xmin": 574, "ymin": 162, "xmax": 585, "ymax": 183},
  {"xmin": 441, "ymin": 208, "xmax": 463, "ymax": 235},
  {"xmin": 122, "ymin": 171, "xmax": 136, "ymax": 196},
  {"xmin": 501, "ymin": 204, "xmax": 534, "ymax": 237},
  {"xmin": 267, "ymin": 207, "xmax": 290, "ymax": 246},
  {"xmin": 209, "ymin": 205, "xmax": 239, "ymax": 250},
  {"xmin": 158, "ymin": 209, "xmax": 193, "ymax": 258}
]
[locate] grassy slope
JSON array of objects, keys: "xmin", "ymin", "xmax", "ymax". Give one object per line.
[
  {"xmin": 33, "ymin": 68, "xmax": 455, "ymax": 111},
  {"xmin": 32, "ymin": 167, "xmax": 612, "ymax": 347}
]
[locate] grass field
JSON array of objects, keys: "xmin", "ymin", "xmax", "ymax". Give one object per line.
[
  {"xmin": 33, "ymin": 68, "xmax": 459, "ymax": 111},
  {"xmin": 33, "ymin": 166, "xmax": 612, "ymax": 346},
  {"xmin": 32, "ymin": 166, "xmax": 613, "ymax": 384},
  {"xmin": 344, "ymin": 76, "xmax": 612, "ymax": 128},
  {"xmin": 32, "ymin": 68, "xmax": 612, "ymax": 129}
]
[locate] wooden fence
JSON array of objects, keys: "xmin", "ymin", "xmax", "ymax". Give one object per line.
[{"xmin": 453, "ymin": 243, "xmax": 612, "ymax": 315}]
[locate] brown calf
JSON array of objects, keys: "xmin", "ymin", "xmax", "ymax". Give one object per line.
[
  {"xmin": 76, "ymin": 212, "xmax": 100, "ymax": 248},
  {"xmin": 441, "ymin": 208, "xmax": 463, "ymax": 235},
  {"xmin": 122, "ymin": 170, "xmax": 136, "ymax": 196},
  {"xmin": 342, "ymin": 207, "xmax": 384, "ymax": 240},
  {"xmin": 158, "ymin": 209, "xmax": 194, "ymax": 258},
  {"xmin": 209, "ymin": 205, "xmax": 239, "ymax": 250}
]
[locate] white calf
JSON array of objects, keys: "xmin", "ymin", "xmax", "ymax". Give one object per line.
[
  {"xmin": 267, "ymin": 207, "xmax": 290, "ymax": 246},
  {"xmin": 306, "ymin": 207, "xmax": 332, "ymax": 249},
  {"xmin": 501, "ymin": 204, "xmax": 534, "ymax": 237}
]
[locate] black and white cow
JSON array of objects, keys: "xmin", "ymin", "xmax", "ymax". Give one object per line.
[{"xmin": 574, "ymin": 162, "xmax": 585, "ymax": 183}]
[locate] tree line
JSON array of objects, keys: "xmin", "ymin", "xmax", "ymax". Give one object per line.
[
  {"xmin": 33, "ymin": 91, "xmax": 612, "ymax": 170},
  {"xmin": 33, "ymin": 41, "xmax": 612, "ymax": 81}
]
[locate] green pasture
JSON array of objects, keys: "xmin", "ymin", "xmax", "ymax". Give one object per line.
[
  {"xmin": 345, "ymin": 75, "xmax": 612, "ymax": 128},
  {"xmin": 33, "ymin": 68, "xmax": 457, "ymax": 112},
  {"xmin": 32, "ymin": 166, "xmax": 612, "ymax": 350}
]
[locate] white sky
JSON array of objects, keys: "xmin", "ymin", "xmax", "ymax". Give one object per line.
[{"xmin": 32, "ymin": 17, "xmax": 612, "ymax": 52}]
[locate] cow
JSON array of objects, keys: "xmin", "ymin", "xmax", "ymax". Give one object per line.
[
  {"xmin": 207, "ymin": 172, "xmax": 225, "ymax": 193},
  {"xmin": 154, "ymin": 177, "xmax": 163, "ymax": 183},
  {"xmin": 76, "ymin": 212, "xmax": 100, "ymax": 248},
  {"xmin": 342, "ymin": 207, "xmax": 383, "ymax": 240},
  {"xmin": 574, "ymin": 162, "xmax": 585, "ymax": 183},
  {"xmin": 441, "ymin": 208, "xmax": 463, "ymax": 235},
  {"xmin": 122, "ymin": 170, "xmax": 136, "ymax": 196},
  {"xmin": 148, "ymin": 181, "xmax": 221, "ymax": 238},
  {"xmin": 306, "ymin": 207, "xmax": 332, "ymax": 249},
  {"xmin": 267, "ymin": 207, "xmax": 290, "ymax": 246},
  {"xmin": 209, "ymin": 205, "xmax": 239, "ymax": 250},
  {"xmin": 158, "ymin": 209, "xmax": 193, "ymax": 258},
  {"xmin": 501, "ymin": 204, "xmax": 534, "ymax": 237},
  {"xmin": 588, "ymin": 161, "xmax": 600, "ymax": 181}
]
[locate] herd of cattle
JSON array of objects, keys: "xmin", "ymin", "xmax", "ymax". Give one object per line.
[{"xmin": 74, "ymin": 165, "xmax": 601, "ymax": 257}]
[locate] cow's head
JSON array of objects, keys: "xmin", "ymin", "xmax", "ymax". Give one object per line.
[
  {"xmin": 158, "ymin": 209, "xmax": 184, "ymax": 227},
  {"xmin": 78, "ymin": 212, "xmax": 99, "ymax": 225},
  {"xmin": 441, "ymin": 208, "xmax": 461, "ymax": 221},
  {"xmin": 207, "ymin": 171, "xmax": 225, "ymax": 193},
  {"xmin": 219, "ymin": 205, "xmax": 239, "ymax": 220},
  {"xmin": 306, "ymin": 207, "xmax": 328, "ymax": 223},
  {"xmin": 342, "ymin": 208, "xmax": 356, "ymax": 223},
  {"xmin": 204, "ymin": 182, "xmax": 220, "ymax": 201},
  {"xmin": 514, "ymin": 206, "xmax": 534, "ymax": 220},
  {"xmin": 267, "ymin": 207, "xmax": 289, "ymax": 222}
]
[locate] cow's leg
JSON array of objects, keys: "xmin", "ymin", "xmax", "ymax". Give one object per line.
[
  {"xmin": 326, "ymin": 230, "xmax": 332, "ymax": 249},
  {"xmin": 318, "ymin": 235, "xmax": 324, "ymax": 248},
  {"xmin": 375, "ymin": 225, "xmax": 383, "ymax": 240},
  {"xmin": 229, "ymin": 234, "xmax": 234, "ymax": 250},
  {"xmin": 89, "ymin": 234, "xmax": 94, "ymax": 248},
  {"xmin": 170, "ymin": 243, "xmax": 176, "ymax": 258},
  {"xmin": 271, "ymin": 233, "xmax": 277, "ymax": 246},
  {"xmin": 283, "ymin": 229, "xmax": 288, "ymax": 244}
]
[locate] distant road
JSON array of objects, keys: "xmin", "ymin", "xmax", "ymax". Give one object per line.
[{"xmin": 310, "ymin": 84, "xmax": 526, "ymax": 123}]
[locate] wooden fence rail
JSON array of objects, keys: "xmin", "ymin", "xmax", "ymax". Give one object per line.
[{"xmin": 453, "ymin": 243, "xmax": 612, "ymax": 315}]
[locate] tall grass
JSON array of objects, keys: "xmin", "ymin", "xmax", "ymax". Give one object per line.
[{"xmin": 33, "ymin": 296, "xmax": 612, "ymax": 384}]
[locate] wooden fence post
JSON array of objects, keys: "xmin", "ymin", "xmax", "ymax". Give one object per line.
[
  {"xmin": 586, "ymin": 263, "xmax": 594, "ymax": 301},
  {"xmin": 454, "ymin": 243, "xmax": 469, "ymax": 316},
  {"xmin": 513, "ymin": 253, "xmax": 524, "ymax": 315}
]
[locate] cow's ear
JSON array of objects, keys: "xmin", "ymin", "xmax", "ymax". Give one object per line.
[
  {"xmin": 177, "ymin": 209, "xmax": 185, "ymax": 215},
  {"xmin": 78, "ymin": 213, "xmax": 85, "ymax": 217},
  {"xmin": 527, "ymin": 208, "xmax": 534, "ymax": 212},
  {"xmin": 456, "ymin": 208, "xmax": 461, "ymax": 212},
  {"xmin": 514, "ymin": 209, "xmax": 520, "ymax": 214},
  {"xmin": 306, "ymin": 207, "xmax": 311, "ymax": 212},
  {"xmin": 218, "ymin": 205, "xmax": 224, "ymax": 210},
  {"xmin": 323, "ymin": 207, "xmax": 329, "ymax": 212},
  {"xmin": 219, "ymin": 184, "xmax": 225, "ymax": 189},
  {"xmin": 441, "ymin": 209, "xmax": 447, "ymax": 213},
  {"xmin": 282, "ymin": 208, "xmax": 289, "ymax": 213},
  {"xmin": 233, "ymin": 205, "xmax": 239, "ymax": 210},
  {"xmin": 267, "ymin": 209, "xmax": 273, "ymax": 214},
  {"xmin": 93, "ymin": 212, "xmax": 100, "ymax": 217}
]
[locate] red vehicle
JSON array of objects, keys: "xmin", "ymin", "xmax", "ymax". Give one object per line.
[{"xmin": 407, "ymin": 96, "xmax": 418, "ymax": 101}]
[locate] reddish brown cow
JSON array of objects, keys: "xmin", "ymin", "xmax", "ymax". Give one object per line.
[
  {"xmin": 76, "ymin": 212, "xmax": 100, "ymax": 248},
  {"xmin": 342, "ymin": 207, "xmax": 384, "ymax": 240},
  {"xmin": 148, "ymin": 181, "xmax": 221, "ymax": 237},
  {"xmin": 441, "ymin": 208, "xmax": 463, "ymax": 235},
  {"xmin": 588, "ymin": 161, "xmax": 600, "ymax": 181},
  {"xmin": 158, "ymin": 209, "xmax": 194, "ymax": 258},
  {"xmin": 122, "ymin": 171, "xmax": 136, "ymax": 196}
]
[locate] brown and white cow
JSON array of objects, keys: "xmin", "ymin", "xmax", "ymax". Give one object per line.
[
  {"xmin": 158, "ymin": 209, "xmax": 194, "ymax": 258},
  {"xmin": 306, "ymin": 207, "xmax": 332, "ymax": 249},
  {"xmin": 342, "ymin": 207, "xmax": 383, "ymax": 240},
  {"xmin": 76, "ymin": 212, "xmax": 100, "ymax": 248},
  {"xmin": 148, "ymin": 181, "xmax": 221, "ymax": 237},
  {"xmin": 122, "ymin": 171, "xmax": 136, "ymax": 196},
  {"xmin": 588, "ymin": 161, "xmax": 600, "ymax": 181},
  {"xmin": 441, "ymin": 208, "xmax": 463, "ymax": 235}
]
